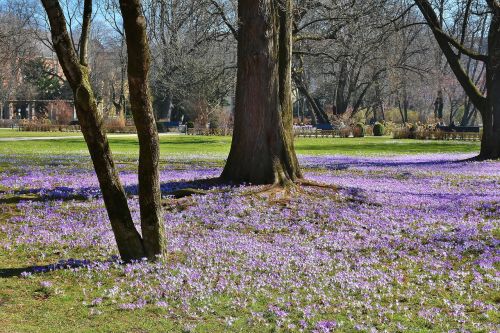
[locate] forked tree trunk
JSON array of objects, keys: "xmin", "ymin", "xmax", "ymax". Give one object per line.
[
  {"xmin": 41, "ymin": 0, "xmax": 146, "ymax": 261},
  {"xmin": 293, "ymin": 73, "xmax": 330, "ymax": 124},
  {"xmin": 222, "ymin": 0, "xmax": 301, "ymax": 185},
  {"xmin": 74, "ymin": 73, "xmax": 147, "ymax": 261},
  {"xmin": 120, "ymin": 0, "xmax": 166, "ymax": 259}
]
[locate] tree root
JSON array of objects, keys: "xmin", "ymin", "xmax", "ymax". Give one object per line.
[
  {"xmin": 239, "ymin": 178, "xmax": 339, "ymax": 206},
  {"xmin": 295, "ymin": 179, "xmax": 338, "ymax": 191},
  {"xmin": 161, "ymin": 178, "xmax": 340, "ymax": 210}
]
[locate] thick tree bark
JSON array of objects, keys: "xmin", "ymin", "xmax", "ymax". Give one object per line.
[
  {"xmin": 222, "ymin": 0, "xmax": 301, "ymax": 185},
  {"xmin": 120, "ymin": 0, "xmax": 166, "ymax": 259},
  {"xmin": 481, "ymin": 10, "xmax": 500, "ymax": 159},
  {"xmin": 41, "ymin": 0, "xmax": 146, "ymax": 261}
]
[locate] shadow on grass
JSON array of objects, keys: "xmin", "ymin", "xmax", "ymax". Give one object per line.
[
  {"xmin": 0, "ymin": 259, "xmax": 91, "ymax": 278},
  {"xmin": 0, "ymin": 193, "xmax": 89, "ymax": 204},
  {"xmin": 0, "ymin": 178, "xmax": 228, "ymax": 203},
  {"xmin": 304, "ymin": 155, "xmax": 477, "ymax": 170},
  {"xmin": 0, "ymin": 153, "xmax": 483, "ymax": 204}
]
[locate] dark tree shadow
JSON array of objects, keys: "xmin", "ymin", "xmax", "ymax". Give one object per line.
[
  {"xmin": 130, "ymin": 177, "xmax": 228, "ymax": 197},
  {"xmin": 0, "ymin": 177, "xmax": 230, "ymax": 203},
  {"xmin": 0, "ymin": 259, "xmax": 91, "ymax": 278}
]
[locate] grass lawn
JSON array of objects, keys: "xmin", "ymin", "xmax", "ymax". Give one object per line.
[
  {"xmin": 0, "ymin": 133, "xmax": 481, "ymax": 156},
  {"xmin": 0, "ymin": 135, "xmax": 496, "ymax": 332}
]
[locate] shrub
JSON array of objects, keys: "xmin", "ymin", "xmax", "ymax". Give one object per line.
[
  {"xmin": 409, "ymin": 124, "xmax": 418, "ymax": 139},
  {"xmin": 339, "ymin": 127, "xmax": 351, "ymax": 138},
  {"xmin": 393, "ymin": 128, "xmax": 411, "ymax": 139},
  {"xmin": 105, "ymin": 117, "xmax": 126, "ymax": 133},
  {"xmin": 209, "ymin": 119, "xmax": 219, "ymax": 129},
  {"xmin": 19, "ymin": 119, "xmax": 53, "ymax": 132},
  {"xmin": 383, "ymin": 121, "xmax": 396, "ymax": 136},
  {"xmin": 364, "ymin": 125, "xmax": 373, "ymax": 136},
  {"xmin": 156, "ymin": 122, "xmax": 165, "ymax": 133},
  {"xmin": 353, "ymin": 123, "xmax": 365, "ymax": 137},
  {"xmin": 186, "ymin": 121, "xmax": 195, "ymax": 129},
  {"xmin": 373, "ymin": 122, "xmax": 385, "ymax": 136}
]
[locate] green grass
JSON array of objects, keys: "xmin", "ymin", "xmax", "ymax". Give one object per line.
[
  {"xmin": 0, "ymin": 135, "xmax": 491, "ymax": 332},
  {"xmin": 0, "ymin": 224, "xmax": 271, "ymax": 333},
  {"xmin": 294, "ymin": 136, "xmax": 479, "ymax": 155},
  {"xmin": 0, "ymin": 134, "xmax": 481, "ymax": 157},
  {"xmin": 0, "ymin": 271, "xmax": 190, "ymax": 332}
]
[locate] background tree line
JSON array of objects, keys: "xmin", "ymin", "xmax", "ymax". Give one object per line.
[
  {"xmin": 2, "ymin": 0, "xmax": 498, "ymax": 259},
  {"xmin": 1, "ymin": 0, "xmax": 494, "ymax": 129}
]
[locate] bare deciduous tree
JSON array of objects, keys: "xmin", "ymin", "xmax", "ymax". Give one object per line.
[
  {"xmin": 222, "ymin": 0, "xmax": 302, "ymax": 185},
  {"xmin": 414, "ymin": 0, "xmax": 499, "ymax": 159},
  {"xmin": 41, "ymin": 0, "xmax": 165, "ymax": 261}
]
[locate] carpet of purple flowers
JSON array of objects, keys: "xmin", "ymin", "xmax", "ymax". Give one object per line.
[{"xmin": 0, "ymin": 153, "xmax": 499, "ymax": 332}]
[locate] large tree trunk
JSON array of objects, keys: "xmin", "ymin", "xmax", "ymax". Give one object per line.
[
  {"xmin": 480, "ymin": 11, "xmax": 500, "ymax": 159},
  {"xmin": 120, "ymin": 0, "xmax": 166, "ymax": 259},
  {"xmin": 222, "ymin": 0, "xmax": 301, "ymax": 185},
  {"xmin": 41, "ymin": 0, "xmax": 146, "ymax": 261}
]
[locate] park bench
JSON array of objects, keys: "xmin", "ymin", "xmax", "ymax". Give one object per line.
[
  {"xmin": 187, "ymin": 128, "xmax": 233, "ymax": 136},
  {"xmin": 437, "ymin": 125, "xmax": 481, "ymax": 141},
  {"xmin": 294, "ymin": 129, "xmax": 343, "ymax": 138}
]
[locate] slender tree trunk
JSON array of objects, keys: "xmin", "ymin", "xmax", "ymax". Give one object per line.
[
  {"xmin": 111, "ymin": 84, "xmax": 124, "ymax": 119},
  {"xmin": 335, "ymin": 60, "xmax": 349, "ymax": 115},
  {"xmin": 293, "ymin": 74, "xmax": 329, "ymax": 124},
  {"xmin": 165, "ymin": 93, "xmax": 173, "ymax": 121},
  {"xmin": 351, "ymin": 83, "xmax": 371, "ymax": 118},
  {"xmin": 156, "ymin": 93, "xmax": 173, "ymax": 121},
  {"xmin": 404, "ymin": 100, "xmax": 409, "ymax": 123},
  {"xmin": 41, "ymin": 0, "xmax": 146, "ymax": 261},
  {"xmin": 292, "ymin": 56, "xmax": 330, "ymax": 124},
  {"xmin": 120, "ymin": 0, "xmax": 166, "ymax": 259},
  {"xmin": 460, "ymin": 99, "xmax": 473, "ymax": 126},
  {"xmin": 222, "ymin": 0, "xmax": 301, "ymax": 185},
  {"xmin": 398, "ymin": 100, "xmax": 407, "ymax": 124},
  {"xmin": 375, "ymin": 83, "xmax": 385, "ymax": 121}
]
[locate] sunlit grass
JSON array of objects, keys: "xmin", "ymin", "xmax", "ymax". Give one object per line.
[{"xmin": 0, "ymin": 134, "xmax": 480, "ymax": 157}]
